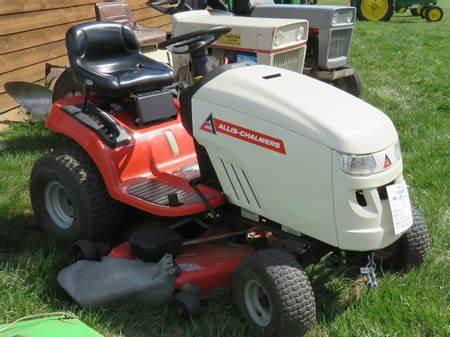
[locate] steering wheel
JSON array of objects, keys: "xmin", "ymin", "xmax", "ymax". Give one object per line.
[{"xmin": 158, "ymin": 26, "xmax": 231, "ymax": 54}]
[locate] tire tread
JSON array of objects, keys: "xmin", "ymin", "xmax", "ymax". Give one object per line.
[{"xmin": 234, "ymin": 249, "xmax": 316, "ymax": 337}]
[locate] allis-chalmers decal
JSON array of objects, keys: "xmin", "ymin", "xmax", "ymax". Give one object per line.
[{"xmin": 200, "ymin": 114, "xmax": 286, "ymax": 155}]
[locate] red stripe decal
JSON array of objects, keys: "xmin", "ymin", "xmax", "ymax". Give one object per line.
[
  {"xmin": 210, "ymin": 41, "xmax": 306, "ymax": 55},
  {"xmin": 213, "ymin": 117, "xmax": 286, "ymax": 154}
]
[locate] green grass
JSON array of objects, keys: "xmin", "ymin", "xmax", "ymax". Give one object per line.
[{"xmin": 1, "ymin": 2, "xmax": 449, "ymax": 336}]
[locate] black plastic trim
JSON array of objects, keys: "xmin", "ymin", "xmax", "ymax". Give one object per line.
[{"xmin": 62, "ymin": 104, "xmax": 131, "ymax": 148}]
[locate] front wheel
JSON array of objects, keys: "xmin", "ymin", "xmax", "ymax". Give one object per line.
[
  {"xmin": 233, "ymin": 249, "xmax": 316, "ymax": 337},
  {"xmin": 355, "ymin": 0, "xmax": 394, "ymax": 21},
  {"xmin": 380, "ymin": 207, "xmax": 430, "ymax": 270},
  {"xmin": 333, "ymin": 71, "xmax": 362, "ymax": 97},
  {"xmin": 30, "ymin": 146, "xmax": 124, "ymax": 242}
]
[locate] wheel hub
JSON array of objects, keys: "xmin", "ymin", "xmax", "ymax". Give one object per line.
[
  {"xmin": 428, "ymin": 8, "xmax": 441, "ymax": 21},
  {"xmin": 244, "ymin": 279, "xmax": 272, "ymax": 327},
  {"xmin": 361, "ymin": 0, "xmax": 389, "ymax": 20},
  {"xmin": 44, "ymin": 181, "xmax": 74, "ymax": 229}
]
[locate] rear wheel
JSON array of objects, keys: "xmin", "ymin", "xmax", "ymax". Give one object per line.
[
  {"xmin": 30, "ymin": 146, "xmax": 124, "ymax": 242},
  {"xmin": 233, "ymin": 249, "xmax": 316, "ymax": 337},
  {"xmin": 333, "ymin": 71, "xmax": 362, "ymax": 97},
  {"xmin": 356, "ymin": 0, "xmax": 394, "ymax": 21},
  {"xmin": 424, "ymin": 6, "xmax": 444, "ymax": 22}
]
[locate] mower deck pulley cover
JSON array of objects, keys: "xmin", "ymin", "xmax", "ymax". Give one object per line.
[{"xmin": 130, "ymin": 224, "xmax": 182, "ymax": 262}]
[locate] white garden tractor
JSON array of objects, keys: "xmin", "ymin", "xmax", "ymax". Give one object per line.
[
  {"xmin": 154, "ymin": 0, "xmax": 361, "ymax": 96},
  {"xmin": 169, "ymin": 9, "xmax": 309, "ymax": 82}
]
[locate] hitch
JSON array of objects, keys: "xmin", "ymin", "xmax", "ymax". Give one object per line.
[{"xmin": 360, "ymin": 252, "xmax": 378, "ymax": 289}]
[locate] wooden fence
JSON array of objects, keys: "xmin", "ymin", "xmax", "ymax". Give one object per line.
[{"xmin": 0, "ymin": 0, "xmax": 171, "ymax": 113}]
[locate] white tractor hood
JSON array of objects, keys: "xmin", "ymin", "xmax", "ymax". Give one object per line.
[{"xmin": 194, "ymin": 65, "xmax": 398, "ymax": 154}]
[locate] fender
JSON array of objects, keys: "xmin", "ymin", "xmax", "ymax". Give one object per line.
[{"xmin": 46, "ymin": 96, "xmax": 225, "ymax": 217}]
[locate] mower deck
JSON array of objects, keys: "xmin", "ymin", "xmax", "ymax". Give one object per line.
[{"xmin": 110, "ymin": 240, "xmax": 254, "ymax": 297}]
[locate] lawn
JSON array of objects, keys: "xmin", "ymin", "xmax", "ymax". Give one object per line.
[{"xmin": 0, "ymin": 2, "xmax": 449, "ymax": 337}]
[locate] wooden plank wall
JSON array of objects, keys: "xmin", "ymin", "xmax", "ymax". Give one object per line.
[{"xmin": 0, "ymin": 0, "xmax": 171, "ymax": 113}]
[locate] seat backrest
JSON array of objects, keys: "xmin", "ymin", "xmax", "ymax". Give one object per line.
[
  {"xmin": 95, "ymin": 1, "xmax": 134, "ymax": 25},
  {"xmin": 66, "ymin": 22, "xmax": 140, "ymax": 76}
]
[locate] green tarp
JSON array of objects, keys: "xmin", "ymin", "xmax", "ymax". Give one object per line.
[{"xmin": 0, "ymin": 314, "xmax": 103, "ymax": 337}]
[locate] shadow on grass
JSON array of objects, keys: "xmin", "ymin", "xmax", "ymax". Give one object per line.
[
  {"xmin": 0, "ymin": 121, "xmax": 67, "ymax": 156},
  {"xmin": 306, "ymin": 254, "xmax": 365, "ymax": 326}
]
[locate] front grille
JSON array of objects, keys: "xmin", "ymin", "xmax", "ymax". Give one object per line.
[
  {"xmin": 329, "ymin": 29, "xmax": 352, "ymax": 59},
  {"xmin": 377, "ymin": 181, "xmax": 396, "ymax": 200},
  {"xmin": 272, "ymin": 47, "xmax": 305, "ymax": 73}
]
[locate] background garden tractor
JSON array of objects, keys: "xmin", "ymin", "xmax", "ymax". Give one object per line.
[
  {"xmin": 246, "ymin": 2, "xmax": 361, "ymax": 96},
  {"xmin": 350, "ymin": 0, "xmax": 444, "ymax": 22},
  {"xmin": 169, "ymin": 10, "xmax": 309, "ymax": 83},
  {"xmin": 155, "ymin": 0, "xmax": 362, "ymax": 96}
]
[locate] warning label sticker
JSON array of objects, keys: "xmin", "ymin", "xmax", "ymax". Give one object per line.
[
  {"xmin": 200, "ymin": 114, "xmax": 286, "ymax": 155},
  {"xmin": 218, "ymin": 33, "xmax": 241, "ymax": 46}
]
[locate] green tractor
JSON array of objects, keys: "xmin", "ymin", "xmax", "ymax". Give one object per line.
[{"xmin": 350, "ymin": 0, "xmax": 444, "ymax": 22}]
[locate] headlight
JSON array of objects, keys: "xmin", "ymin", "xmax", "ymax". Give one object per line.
[
  {"xmin": 332, "ymin": 11, "xmax": 354, "ymax": 25},
  {"xmin": 296, "ymin": 26, "xmax": 305, "ymax": 41},
  {"xmin": 338, "ymin": 153, "xmax": 377, "ymax": 175},
  {"xmin": 338, "ymin": 141, "xmax": 401, "ymax": 175},
  {"xmin": 332, "ymin": 13, "xmax": 338, "ymax": 25},
  {"xmin": 274, "ymin": 29, "xmax": 283, "ymax": 46}
]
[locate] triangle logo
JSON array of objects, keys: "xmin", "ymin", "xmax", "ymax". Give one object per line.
[
  {"xmin": 200, "ymin": 113, "xmax": 216, "ymax": 134},
  {"xmin": 384, "ymin": 154, "xmax": 392, "ymax": 168}
]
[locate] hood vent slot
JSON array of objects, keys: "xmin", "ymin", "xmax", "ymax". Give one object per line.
[{"xmin": 220, "ymin": 159, "xmax": 261, "ymax": 210}]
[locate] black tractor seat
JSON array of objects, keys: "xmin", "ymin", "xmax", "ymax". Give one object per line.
[{"xmin": 66, "ymin": 22, "xmax": 175, "ymax": 98}]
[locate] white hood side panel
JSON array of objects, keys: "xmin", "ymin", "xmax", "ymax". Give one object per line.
[
  {"xmin": 194, "ymin": 65, "xmax": 398, "ymax": 154},
  {"xmin": 192, "ymin": 99, "xmax": 338, "ymax": 247}
]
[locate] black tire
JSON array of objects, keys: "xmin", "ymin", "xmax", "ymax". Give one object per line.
[
  {"xmin": 52, "ymin": 67, "xmax": 82, "ymax": 103},
  {"xmin": 419, "ymin": 5, "xmax": 427, "ymax": 18},
  {"xmin": 355, "ymin": 0, "xmax": 394, "ymax": 21},
  {"xmin": 233, "ymin": 249, "xmax": 316, "ymax": 337},
  {"xmin": 397, "ymin": 207, "xmax": 430, "ymax": 269},
  {"xmin": 30, "ymin": 146, "xmax": 124, "ymax": 242},
  {"xmin": 424, "ymin": 6, "xmax": 444, "ymax": 22},
  {"xmin": 381, "ymin": 207, "xmax": 430, "ymax": 270},
  {"xmin": 333, "ymin": 71, "xmax": 362, "ymax": 97},
  {"xmin": 410, "ymin": 8, "xmax": 419, "ymax": 16}
]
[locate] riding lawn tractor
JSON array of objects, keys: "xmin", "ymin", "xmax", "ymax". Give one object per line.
[
  {"xmin": 152, "ymin": 0, "xmax": 362, "ymax": 95},
  {"xmin": 350, "ymin": 0, "xmax": 444, "ymax": 22},
  {"xmin": 28, "ymin": 20, "xmax": 429, "ymax": 337}
]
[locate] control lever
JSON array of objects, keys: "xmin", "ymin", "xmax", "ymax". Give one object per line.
[{"xmin": 83, "ymin": 79, "xmax": 93, "ymax": 113}]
